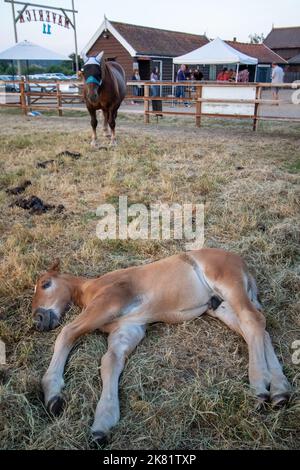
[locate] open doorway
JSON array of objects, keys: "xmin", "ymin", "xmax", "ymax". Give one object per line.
[{"xmin": 138, "ymin": 60, "xmax": 151, "ymax": 80}]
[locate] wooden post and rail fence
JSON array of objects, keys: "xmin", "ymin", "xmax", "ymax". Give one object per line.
[{"xmin": 0, "ymin": 79, "xmax": 299, "ymax": 130}]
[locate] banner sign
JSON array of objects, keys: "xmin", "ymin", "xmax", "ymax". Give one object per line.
[{"xmin": 18, "ymin": 9, "xmax": 70, "ymax": 28}]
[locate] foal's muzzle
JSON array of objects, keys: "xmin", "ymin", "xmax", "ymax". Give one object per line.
[{"xmin": 33, "ymin": 308, "xmax": 59, "ymax": 331}]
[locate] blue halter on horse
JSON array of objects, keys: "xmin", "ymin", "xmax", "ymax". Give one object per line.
[{"xmin": 86, "ymin": 76, "xmax": 102, "ymax": 87}]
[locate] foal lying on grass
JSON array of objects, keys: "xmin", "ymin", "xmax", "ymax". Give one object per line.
[{"xmin": 32, "ymin": 248, "xmax": 291, "ymax": 444}]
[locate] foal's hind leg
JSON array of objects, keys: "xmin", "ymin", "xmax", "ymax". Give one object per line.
[
  {"xmin": 264, "ymin": 332, "xmax": 291, "ymax": 406},
  {"xmin": 208, "ymin": 301, "xmax": 271, "ymax": 403},
  {"xmin": 91, "ymin": 323, "xmax": 146, "ymax": 444},
  {"xmin": 209, "ymin": 300, "xmax": 290, "ymax": 406}
]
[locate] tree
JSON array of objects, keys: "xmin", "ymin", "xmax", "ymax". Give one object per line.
[{"xmin": 249, "ymin": 33, "xmax": 265, "ymax": 44}]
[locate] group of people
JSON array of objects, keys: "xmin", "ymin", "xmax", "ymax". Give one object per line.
[
  {"xmin": 131, "ymin": 67, "xmax": 162, "ymax": 102},
  {"xmin": 175, "ymin": 64, "xmax": 204, "ymax": 102},
  {"xmin": 131, "ymin": 60, "xmax": 285, "ymax": 105},
  {"xmin": 217, "ymin": 66, "xmax": 250, "ymax": 82}
]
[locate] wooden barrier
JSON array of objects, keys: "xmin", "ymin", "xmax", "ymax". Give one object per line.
[
  {"xmin": 127, "ymin": 81, "xmax": 300, "ymax": 130},
  {"xmin": 0, "ymin": 79, "xmax": 300, "ymax": 130}
]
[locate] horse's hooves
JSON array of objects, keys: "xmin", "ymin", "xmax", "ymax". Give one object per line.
[
  {"xmin": 47, "ymin": 394, "xmax": 66, "ymax": 416},
  {"xmin": 271, "ymin": 393, "xmax": 290, "ymax": 408},
  {"xmin": 90, "ymin": 431, "xmax": 109, "ymax": 448},
  {"xmin": 90, "ymin": 141, "xmax": 99, "ymax": 149},
  {"xmin": 255, "ymin": 393, "xmax": 270, "ymax": 411}
]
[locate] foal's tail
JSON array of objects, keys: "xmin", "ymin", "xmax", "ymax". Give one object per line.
[{"xmin": 247, "ymin": 273, "xmax": 262, "ymax": 311}]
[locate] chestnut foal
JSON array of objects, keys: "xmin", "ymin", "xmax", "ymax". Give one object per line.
[{"xmin": 32, "ymin": 248, "xmax": 291, "ymax": 444}]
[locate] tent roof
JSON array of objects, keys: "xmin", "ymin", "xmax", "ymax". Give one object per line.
[
  {"xmin": 173, "ymin": 37, "xmax": 258, "ymax": 65},
  {"xmin": 289, "ymin": 53, "xmax": 300, "ymax": 64},
  {"xmin": 0, "ymin": 40, "xmax": 71, "ymax": 61}
]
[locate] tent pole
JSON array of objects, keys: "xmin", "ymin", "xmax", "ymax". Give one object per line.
[
  {"xmin": 10, "ymin": 0, "xmax": 21, "ymax": 75},
  {"xmin": 236, "ymin": 63, "xmax": 239, "ymax": 82},
  {"xmin": 71, "ymin": 0, "xmax": 79, "ymax": 73},
  {"xmin": 254, "ymin": 65, "xmax": 258, "ymax": 82}
]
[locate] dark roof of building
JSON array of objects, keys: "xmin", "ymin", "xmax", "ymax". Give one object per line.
[
  {"xmin": 110, "ymin": 21, "xmax": 209, "ymax": 57},
  {"xmin": 264, "ymin": 27, "xmax": 300, "ymax": 49},
  {"xmin": 288, "ymin": 53, "xmax": 300, "ymax": 63},
  {"xmin": 226, "ymin": 40, "xmax": 287, "ymax": 63}
]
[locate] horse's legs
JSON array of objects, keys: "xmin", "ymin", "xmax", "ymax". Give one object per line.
[
  {"xmin": 209, "ymin": 301, "xmax": 290, "ymax": 405},
  {"xmin": 88, "ymin": 108, "xmax": 98, "ymax": 147},
  {"xmin": 102, "ymin": 110, "xmax": 110, "ymax": 138},
  {"xmin": 91, "ymin": 324, "xmax": 146, "ymax": 443},
  {"xmin": 208, "ymin": 301, "xmax": 270, "ymax": 401},
  {"xmin": 264, "ymin": 332, "xmax": 291, "ymax": 405},
  {"xmin": 108, "ymin": 108, "xmax": 118, "ymax": 145},
  {"xmin": 42, "ymin": 312, "xmax": 94, "ymax": 415}
]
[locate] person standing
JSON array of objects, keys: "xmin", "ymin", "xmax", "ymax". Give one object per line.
[
  {"xmin": 217, "ymin": 67, "xmax": 230, "ymax": 81},
  {"xmin": 131, "ymin": 68, "xmax": 142, "ymax": 104},
  {"xmin": 193, "ymin": 69, "xmax": 203, "ymax": 81},
  {"xmin": 271, "ymin": 62, "xmax": 284, "ymax": 103},
  {"xmin": 176, "ymin": 64, "xmax": 189, "ymax": 106},
  {"xmin": 237, "ymin": 67, "xmax": 249, "ymax": 83},
  {"xmin": 150, "ymin": 67, "xmax": 160, "ymax": 97}
]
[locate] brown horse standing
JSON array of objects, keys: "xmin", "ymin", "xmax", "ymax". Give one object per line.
[{"xmin": 82, "ymin": 52, "xmax": 126, "ymax": 146}]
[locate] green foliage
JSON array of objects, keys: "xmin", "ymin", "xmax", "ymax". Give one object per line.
[
  {"xmin": 249, "ymin": 33, "xmax": 265, "ymax": 44},
  {"xmin": 0, "ymin": 53, "xmax": 82, "ymax": 76}
]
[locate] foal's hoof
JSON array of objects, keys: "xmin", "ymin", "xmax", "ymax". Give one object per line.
[
  {"xmin": 255, "ymin": 393, "xmax": 270, "ymax": 411},
  {"xmin": 90, "ymin": 140, "xmax": 99, "ymax": 149},
  {"xmin": 47, "ymin": 394, "xmax": 66, "ymax": 417},
  {"xmin": 271, "ymin": 393, "xmax": 290, "ymax": 408},
  {"xmin": 90, "ymin": 431, "xmax": 109, "ymax": 448}
]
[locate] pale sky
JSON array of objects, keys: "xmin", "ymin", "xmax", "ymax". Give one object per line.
[{"xmin": 0, "ymin": 0, "xmax": 299, "ymax": 56}]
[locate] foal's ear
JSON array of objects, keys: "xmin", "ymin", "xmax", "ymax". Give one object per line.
[{"xmin": 48, "ymin": 258, "xmax": 61, "ymax": 273}]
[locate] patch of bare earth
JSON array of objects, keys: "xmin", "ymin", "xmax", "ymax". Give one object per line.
[{"xmin": 0, "ymin": 109, "xmax": 299, "ymax": 449}]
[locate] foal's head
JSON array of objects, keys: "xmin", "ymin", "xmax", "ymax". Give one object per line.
[
  {"xmin": 32, "ymin": 260, "xmax": 71, "ymax": 331},
  {"xmin": 82, "ymin": 52, "xmax": 105, "ymax": 104}
]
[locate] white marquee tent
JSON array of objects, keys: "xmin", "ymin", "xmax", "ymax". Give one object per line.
[
  {"xmin": 173, "ymin": 37, "xmax": 258, "ymax": 81},
  {"xmin": 0, "ymin": 40, "xmax": 71, "ymax": 61}
]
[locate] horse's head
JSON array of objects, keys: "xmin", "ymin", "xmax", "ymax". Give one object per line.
[
  {"xmin": 32, "ymin": 259, "xmax": 71, "ymax": 331},
  {"xmin": 82, "ymin": 52, "xmax": 105, "ymax": 103}
]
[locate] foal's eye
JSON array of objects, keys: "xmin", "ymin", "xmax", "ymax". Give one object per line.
[{"xmin": 42, "ymin": 280, "xmax": 52, "ymax": 289}]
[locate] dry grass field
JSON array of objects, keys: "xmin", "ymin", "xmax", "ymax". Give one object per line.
[{"xmin": 0, "ymin": 109, "xmax": 299, "ymax": 450}]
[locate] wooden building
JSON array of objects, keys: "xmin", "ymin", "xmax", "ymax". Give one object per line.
[
  {"xmin": 82, "ymin": 18, "xmax": 286, "ymax": 84},
  {"xmin": 81, "ymin": 17, "xmax": 208, "ymax": 81},
  {"xmin": 264, "ymin": 26, "xmax": 300, "ymax": 61},
  {"xmin": 226, "ymin": 40, "xmax": 286, "ymax": 82},
  {"xmin": 264, "ymin": 26, "xmax": 300, "ymax": 77}
]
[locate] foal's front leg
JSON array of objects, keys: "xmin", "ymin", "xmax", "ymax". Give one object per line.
[
  {"xmin": 42, "ymin": 312, "xmax": 93, "ymax": 415},
  {"xmin": 91, "ymin": 323, "xmax": 146, "ymax": 444}
]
